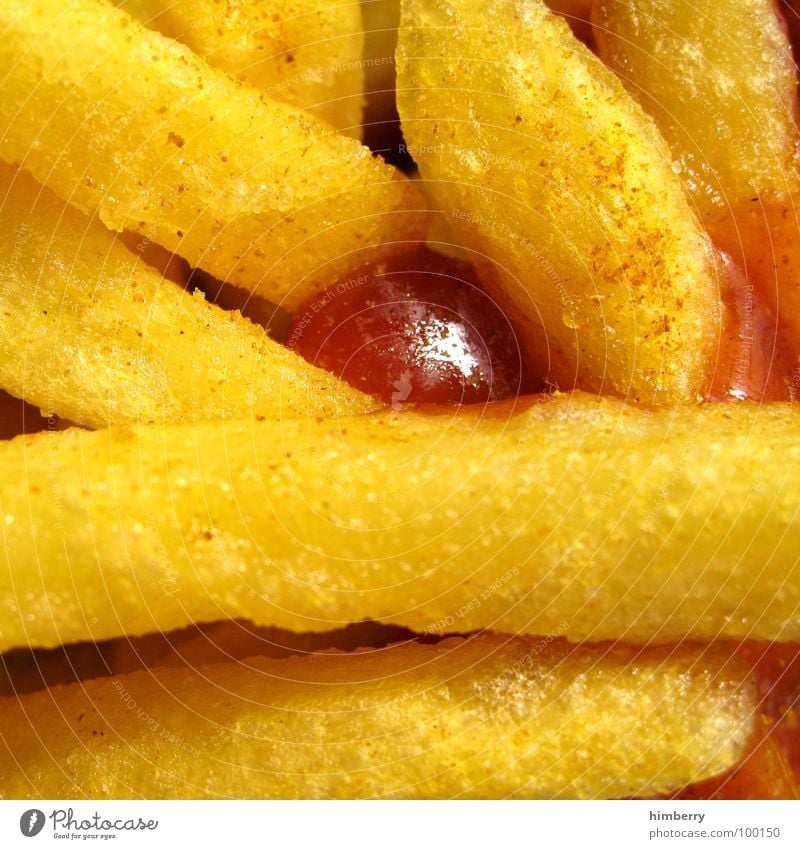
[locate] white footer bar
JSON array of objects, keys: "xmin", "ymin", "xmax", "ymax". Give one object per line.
[{"xmin": 1, "ymin": 800, "xmax": 797, "ymax": 848}]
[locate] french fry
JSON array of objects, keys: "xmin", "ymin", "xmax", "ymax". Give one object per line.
[
  {"xmin": 0, "ymin": 0, "xmax": 429, "ymax": 310},
  {"xmin": 592, "ymin": 2, "xmax": 800, "ymax": 356},
  {"xmin": 0, "ymin": 637, "xmax": 756, "ymax": 799},
  {"xmin": 396, "ymin": 0, "xmax": 721, "ymax": 404},
  {"xmin": 592, "ymin": 0, "xmax": 800, "ymax": 226},
  {"xmin": 116, "ymin": 0, "xmax": 365, "ymax": 138},
  {"xmin": 0, "ymin": 166, "xmax": 377, "ymax": 428},
  {"xmin": 1, "ymin": 392, "xmax": 798, "ymax": 651}
]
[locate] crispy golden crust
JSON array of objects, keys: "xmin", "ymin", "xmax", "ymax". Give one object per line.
[
  {"xmin": 0, "ymin": 392, "xmax": 798, "ymax": 651},
  {"xmin": 0, "ymin": 636, "xmax": 756, "ymax": 799},
  {"xmin": 0, "ymin": 166, "xmax": 377, "ymax": 427},
  {"xmin": 397, "ymin": 0, "xmax": 722, "ymax": 403},
  {"xmin": 593, "ymin": 0, "xmax": 800, "ymax": 217},
  {"xmin": 117, "ymin": 0, "xmax": 365, "ymax": 138},
  {"xmin": 0, "ymin": 0, "xmax": 429, "ymax": 309}
]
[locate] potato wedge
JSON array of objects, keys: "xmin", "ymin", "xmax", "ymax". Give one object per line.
[
  {"xmin": 593, "ymin": 1, "xmax": 800, "ymax": 356},
  {"xmin": 0, "ymin": 636, "xmax": 756, "ymax": 799},
  {"xmin": 0, "ymin": 0, "xmax": 428, "ymax": 310},
  {"xmin": 116, "ymin": 0, "xmax": 364, "ymax": 138},
  {"xmin": 0, "ymin": 166, "xmax": 376, "ymax": 427},
  {"xmin": 592, "ymin": 0, "xmax": 800, "ymax": 225},
  {"xmin": 1, "ymin": 392, "xmax": 799, "ymax": 651},
  {"xmin": 397, "ymin": 0, "xmax": 721, "ymax": 403}
]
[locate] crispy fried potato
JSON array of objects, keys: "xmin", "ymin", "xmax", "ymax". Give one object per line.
[
  {"xmin": 116, "ymin": 0, "xmax": 364, "ymax": 138},
  {"xmin": 593, "ymin": 0, "xmax": 800, "ymax": 225},
  {"xmin": 0, "ymin": 166, "xmax": 376, "ymax": 428},
  {"xmin": 0, "ymin": 0, "xmax": 428, "ymax": 310},
  {"xmin": 0, "ymin": 636, "xmax": 756, "ymax": 799},
  {"xmin": 593, "ymin": 1, "xmax": 800, "ymax": 356},
  {"xmin": 1, "ymin": 392, "xmax": 799, "ymax": 651},
  {"xmin": 673, "ymin": 716, "xmax": 799, "ymax": 800},
  {"xmin": 397, "ymin": 0, "xmax": 721, "ymax": 403}
]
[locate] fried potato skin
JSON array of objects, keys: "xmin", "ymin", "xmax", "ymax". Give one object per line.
[
  {"xmin": 0, "ymin": 0, "xmax": 428, "ymax": 309},
  {"xmin": 0, "ymin": 167, "xmax": 377, "ymax": 427},
  {"xmin": 397, "ymin": 0, "xmax": 721, "ymax": 404},
  {"xmin": 593, "ymin": 0, "xmax": 800, "ymax": 221},
  {"xmin": 117, "ymin": 0, "xmax": 365, "ymax": 138},
  {"xmin": 593, "ymin": 2, "xmax": 800, "ymax": 356},
  {"xmin": 1, "ymin": 392, "xmax": 799, "ymax": 650},
  {"xmin": 0, "ymin": 636, "xmax": 756, "ymax": 799}
]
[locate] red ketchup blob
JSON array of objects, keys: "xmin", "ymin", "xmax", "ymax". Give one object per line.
[
  {"xmin": 287, "ymin": 249, "xmax": 526, "ymax": 406},
  {"xmin": 709, "ymin": 251, "xmax": 795, "ymax": 402}
]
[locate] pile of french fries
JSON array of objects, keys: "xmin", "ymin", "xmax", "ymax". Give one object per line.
[{"xmin": 0, "ymin": 0, "xmax": 798, "ymax": 799}]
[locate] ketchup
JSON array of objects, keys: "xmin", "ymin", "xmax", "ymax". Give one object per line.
[{"xmin": 287, "ymin": 249, "xmax": 526, "ymax": 406}]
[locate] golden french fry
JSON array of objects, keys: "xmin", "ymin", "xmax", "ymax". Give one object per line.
[
  {"xmin": 0, "ymin": 166, "xmax": 376, "ymax": 428},
  {"xmin": 0, "ymin": 0, "xmax": 428, "ymax": 310},
  {"xmin": 396, "ymin": 0, "xmax": 721, "ymax": 404},
  {"xmin": 592, "ymin": 0, "xmax": 800, "ymax": 226},
  {"xmin": 1, "ymin": 392, "xmax": 798, "ymax": 652},
  {"xmin": 0, "ymin": 636, "xmax": 756, "ymax": 799},
  {"xmin": 593, "ymin": 1, "xmax": 800, "ymax": 354},
  {"xmin": 116, "ymin": 0, "xmax": 365, "ymax": 138}
]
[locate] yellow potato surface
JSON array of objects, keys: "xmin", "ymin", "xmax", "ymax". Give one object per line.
[
  {"xmin": 397, "ymin": 0, "xmax": 721, "ymax": 404},
  {"xmin": 593, "ymin": 0, "xmax": 800, "ymax": 222},
  {"xmin": 0, "ymin": 167, "xmax": 376, "ymax": 428},
  {"xmin": 0, "ymin": 637, "xmax": 756, "ymax": 799},
  {"xmin": 0, "ymin": 0, "xmax": 428, "ymax": 310},
  {"xmin": 117, "ymin": 0, "xmax": 364, "ymax": 138},
  {"xmin": 1, "ymin": 392, "xmax": 799, "ymax": 651}
]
